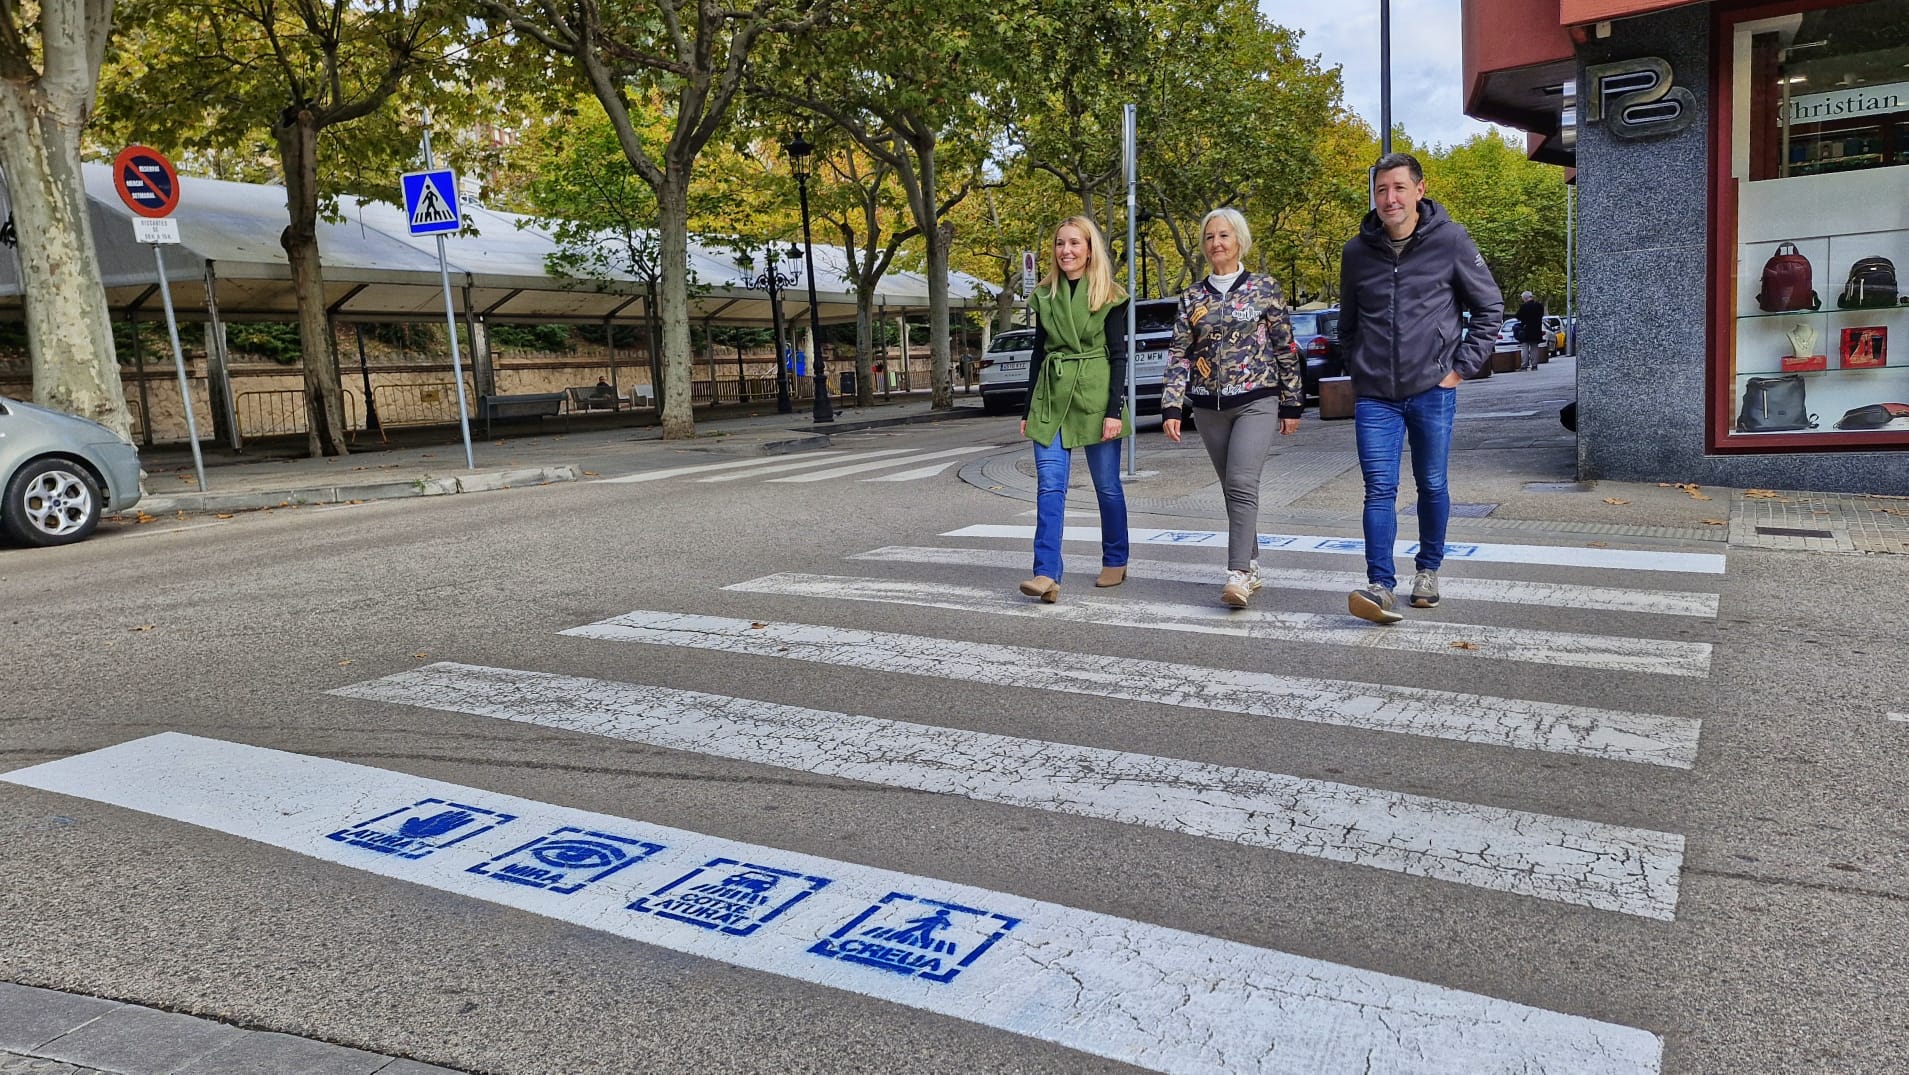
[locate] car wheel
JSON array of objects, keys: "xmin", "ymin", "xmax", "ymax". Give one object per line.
[
  {"xmin": 3, "ymin": 458, "xmax": 104, "ymax": 547},
  {"xmin": 980, "ymin": 394, "xmax": 1013, "ymax": 416}
]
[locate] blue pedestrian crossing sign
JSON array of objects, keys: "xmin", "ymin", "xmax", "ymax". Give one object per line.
[{"xmin": 401, "ymin": 169, "xmax": 460, "ymax": 235}]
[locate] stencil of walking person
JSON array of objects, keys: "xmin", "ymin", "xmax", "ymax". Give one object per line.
[{"xmin": 866, "ymin": 906, "xmax": 958, "ymax": 954}]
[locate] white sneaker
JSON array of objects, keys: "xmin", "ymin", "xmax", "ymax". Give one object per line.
[{"xmin": 1221, "ymin": 569, "xmax": 1259, "ymax": 608}]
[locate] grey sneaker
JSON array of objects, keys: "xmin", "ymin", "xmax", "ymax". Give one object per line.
[
  {"xmin": 1221, "ymin": 569, "xmax": 1261, "ymax": 608},
  {"xmin": 1410, "ymin": 569, "xmax": 1440, "ymax": 608},
  {"xmin": 1349, "ymin": 582, "xmax": 1404, "ymax": 624}
]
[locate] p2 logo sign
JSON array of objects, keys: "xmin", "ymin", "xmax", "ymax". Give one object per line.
[{"xmin": 1585, "ymin": 58, "xmax": 1696, "ymax": 140}]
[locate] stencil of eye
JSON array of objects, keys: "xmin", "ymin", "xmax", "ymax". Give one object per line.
[
  {"xmin": 529, "ymin": 839, "xmax": 629, "ymax": 870},
  {"xmin": 398, "ymin": 809, "xmax": 478, "ymax": 839}
]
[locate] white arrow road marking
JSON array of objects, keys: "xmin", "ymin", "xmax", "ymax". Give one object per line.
[
  {"xmin": 593, "ymin": 451, "xmax": 850, "ymax": 483},
  {"xmin": 2, "ymin": 734, "xmax": 1663, "ymax": 1074},
  {"xmin": 944, "ymin": 524, "xmax": 1728, "ymax": 575},
  {"xmin": 767, "ymin": 444, "xmax": 1002, "ymax": 482},
  {"xmin": 562, "ymin": 612, "xmax": 1700, "ymax": 767},
  {"xmin": 695, "ymin": 448, "xmax": 919, "ymax": 481},
  {"xmin": 333, "ymin": 662, "xmax": 1684, "ymax": 918},
  {"xmin": 850, "ymin": 545, "xmax": 1721, "ymax": 619},
  {"xmin": 723, "ymin": 573, "xmax": 1712, "ymax": 678}
]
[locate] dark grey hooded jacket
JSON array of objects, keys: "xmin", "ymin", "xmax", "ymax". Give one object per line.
[{"xmin": 1338, "ymin": 198, "xmax": 1503, "ymax": 401}]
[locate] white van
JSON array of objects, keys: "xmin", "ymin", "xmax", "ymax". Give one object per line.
[{"xmin": 976, "ymin": 297, "xmax": 1180, "ymax": 417}]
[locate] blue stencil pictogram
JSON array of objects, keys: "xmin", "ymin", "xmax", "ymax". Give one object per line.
[
  {"xmin": 630, "ymin": 858, "xmax": 831, "ymax": 936},
  {"xmin": 467, "ymin": 827, "xmax": 665, "ymax": 895},
  {"xmin": 809, "ymin": 892, "xmax": 1019, "ymax": 984},
  {"xmin": 327, "ymin": 798, "xmax": 515, "ymax": 860}
]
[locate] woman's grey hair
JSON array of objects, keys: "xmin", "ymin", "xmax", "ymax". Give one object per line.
[
  {"xmin": 1521, "ymin": 290, "xmax": 1535, "ymax": 300},
  {"xmin": 1200, "ymin": 207, "xmax": 1252, "ymax": 261}
]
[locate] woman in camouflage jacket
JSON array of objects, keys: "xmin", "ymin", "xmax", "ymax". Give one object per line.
[{"xmin": 1160, "ymin": 207, "xmax": 1304, "ymax": 607}]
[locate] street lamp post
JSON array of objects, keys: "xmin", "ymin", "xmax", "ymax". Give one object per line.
[
  {"xmin": 785, "ymin": 134, "xmax": 833, "ymax": 423},
  {"xmin": 764, "ymin": 244, "xmax": 794, "ymax": 414}
]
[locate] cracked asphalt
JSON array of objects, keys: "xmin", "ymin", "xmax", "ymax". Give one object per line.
[{"xmin": 3, "ymin": 406, "xmax": 1906, "ymax": 1074}]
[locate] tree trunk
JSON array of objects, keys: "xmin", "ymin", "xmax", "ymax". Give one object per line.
[
  {"xmin": 0, "ymin": 84, "xmax": 127, "ymax": 437},
  {"xmin": 276, "ymin": 111, "xmax": 349, "ymax": 456},
  {"xmin": 854, "ymin": 281, "xmax": 875, "ymax": 407},
  {"xmin": 909, "ymin": 132, "xmax": 952, "ymax": 410},
  {"xmin": 654, "ymin": 174, "xmax": 695, "ymax": 439}
]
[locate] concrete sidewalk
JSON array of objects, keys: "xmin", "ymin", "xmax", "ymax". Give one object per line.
[
  {"xmin": 124, "ymin": 392, "xmax": 986, "ymax": 517},
  {"xmin": 0, "ymin": 982, "xmax": 464, "ymax": 1075}
]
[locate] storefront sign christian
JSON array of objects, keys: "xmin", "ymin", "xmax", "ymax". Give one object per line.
[
  {"xmin": 1783, "ymin": 80, "xmax": 1909, "ymax": 125},
  {"xmin": 1584, "ymin": 57, "xmax": 1695, "ymax": 139}
]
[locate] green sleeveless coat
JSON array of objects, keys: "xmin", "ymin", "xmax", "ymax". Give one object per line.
[{"xmin": 1026, "ymin": 279, "xmax": 1131, "ymax": 449}]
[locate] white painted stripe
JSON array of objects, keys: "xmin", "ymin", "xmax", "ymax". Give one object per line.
[
  {"xmin": 851, "ymin": 545, "xmax": 1721, "ymax": 619},
  {"xmin": 2, "ymin": 734, "xmax": 1663, "ymax": 1073},
  {"xmin": 562, "ymin": 611, "xmax": 1701, "ymax": 767},
  {"xmin": 944, "ymin": 524, "xmax": 1728, "ymax": 575},
  {"xmin": 335, "ymin": 663, "xmax": 1684, "ymax": 918},
  {"xmin": 695, "ymin": 448, "xmax": 918, "ymax": 482},
  {"xmin": 1888, "ymin": 713, "xmax": 1909, "ymax": 723},
  {"xmin": 594, "ymin": 451, "xmax": 849, "ymax": 483},
  {"xmin": 768, "ymin": 444, "xmax": 1000, "ymax": 482},
  {"xmin": 1460, "ymin": 410, "xmax": 1540, "ymax": 420},
  {"xmin": 725, "ymin": 573, "xmax": 1712, "ymax": 678},
  {"xmin": 862, "ymin": 458, "xmax": 970, "ymax": 482}
]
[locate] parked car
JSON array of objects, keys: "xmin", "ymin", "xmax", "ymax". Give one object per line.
[
  {"xmin": 1289, "ymin": 307, "xmax": 1342, "ymax": 396},
  {"xmin": 976, "ymin": 297, "xmax": 1182, "ymax": 417},
  {"xmin": 0, "ymin": 395, "xmax": 142, "ymax": 546},
  {"xmin": 1544, "ymin": 314, "xmax": 1568, "ymax": 355}
]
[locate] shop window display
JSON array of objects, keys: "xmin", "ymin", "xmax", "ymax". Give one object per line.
[{"xmin": 1724, "ymin": 0, "xmax": 1909, "ymax": 443}]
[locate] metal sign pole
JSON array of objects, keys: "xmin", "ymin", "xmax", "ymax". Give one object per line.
[
  {"xmin": 1123, "ymin": 103, "xmax": 1139, "ymax": 477},
  {"xmin": 151, "ymin": 243, "xmax": 207, "ymax": 491},
  {"xmin": 421, "ymin": 113, "xmax": 474, "ymax": 470}
]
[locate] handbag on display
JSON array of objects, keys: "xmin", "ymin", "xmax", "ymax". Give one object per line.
[
  {"xmin": 1832, "ymin": 402, "xmax": 1909, "ymax": 430},
  {"xmin": 1757, "ymin": 242, "xmax": 1820, "ymax": 312},
  {"xmin": 1735, "ymin": 374, "xmax": 1817, "ymax": 432},
  {"xmin": 1836, "ymin": 256, "xmax": 1899, "ymax": 309}
]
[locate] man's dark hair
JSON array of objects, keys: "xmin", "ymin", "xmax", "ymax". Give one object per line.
[{"xmin": 1373, "ymin": 152, "xmax": 1423, "ymax": 183}]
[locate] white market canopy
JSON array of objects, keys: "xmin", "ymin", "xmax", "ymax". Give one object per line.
[{"xmin": 0, "ymin": 164, "xmax": 994, "ymax": 327}]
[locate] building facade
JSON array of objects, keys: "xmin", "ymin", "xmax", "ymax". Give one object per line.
[{"xmin": 1465, "ymin": 0, "xmax": 1909, "ymax": 493}]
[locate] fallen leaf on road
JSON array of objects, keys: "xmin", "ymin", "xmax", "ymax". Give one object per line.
[
  {"xmin": 750, "ymin": 622, "xmax": 770, "ymax": 629},
  {"xmin": 1702, "ymin": 518, "xmax": 1727, "ymax": 526},
  {"xmin": 177, "ymin": 475, "xmax": 195, "ymax": 483},
  {"xmin": 338, "ymin": 659, "xmax": 353, "ymax": 666},
  {"xmin": 215, "ymin": 513, "xmax": 234, "ymax": 520},
  {"xmin": 1674, "ymin": 483, "xmax": 1711, "ymax": 500},
  {"xmin": 1588, "ymin": 541, "xmax": 1611, "ymax": 548},
  {"xmin": 582, "ymin": 471, "xmax": 600, "ymax": 477},
  {"xmin": 1744, "ymin": 488, "xmax": 1786, "ymax": 499},
  {"xmin": 130, "ymin": 624, "xmax": 155, "ymax": 632},
  {"xmin": 413, "ymin": 652, "xmax": 428, "ymax": 658},
  {"xmin": 1875, "ymin": 507, "xmax": 1909, "ymax": 517},
  {"xmin": 1449, "ymin": 640, "xmax": 1480, "ymax": 650},
  {"xmin": 1602, "ymin": 497, "xmax": 1629, "ymax": 505}
]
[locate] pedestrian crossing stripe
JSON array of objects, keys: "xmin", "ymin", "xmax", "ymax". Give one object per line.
[
  {"xmin": 764, "ymin": 444, "xmax": 1002, "ymax": 483},
  {"xmin": 332, "ymin": 662, "xmax": 1685, "ymax": 918},
  {"xmin": 723, "ymin": 573, "xmax": 1713, "ymax": 677},
  {"xmin": 562, "ymin": 611, "xmax": 1701, "ymax": 767},
  {"xmin": 943, "ymin": 524, "xmax": 1729, "ymax": 575},
  {"xmin": 592, "ymin": 451, "xmax": 853, "ymax": 483},
  {"xmin": 850, "ymin": 545, "xmax": 1722, "ymax": 619},
  {"xmin": 693, "ymin": 448, "xmax": 917, "ymax": 482},
  {"xmin": 1, "ymin": 734, "xmax": 1663, "ymax": 1073}
]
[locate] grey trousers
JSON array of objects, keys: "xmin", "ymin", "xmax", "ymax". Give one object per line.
[{"xmin": 1194, "ymin": 395, "xmax": 1282, "ymax": 571}]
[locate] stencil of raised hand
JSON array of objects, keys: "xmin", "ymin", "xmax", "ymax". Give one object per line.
[{"xmin": 399, "ymin": 809, "xmax": 477, "ymax": 839}]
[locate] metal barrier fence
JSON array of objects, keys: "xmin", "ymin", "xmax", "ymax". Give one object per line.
[
  {"xmin": 235, "ymin": 389, "xmax": 363, "ymax": 439},
  {"xmin": 368, "ymin": 380, "xmax": 476, "ymax": 431}
]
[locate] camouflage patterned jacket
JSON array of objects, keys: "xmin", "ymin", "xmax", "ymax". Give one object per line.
[{"xmin": 1159, "ymin": 272, "xmax": 1303, "ymax": 421}]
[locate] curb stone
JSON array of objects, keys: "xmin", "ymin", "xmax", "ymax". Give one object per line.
[{"xmin": 123, "ymin": 466, "xmax": 580, "ymax": 518}]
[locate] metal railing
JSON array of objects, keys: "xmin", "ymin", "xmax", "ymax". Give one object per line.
[{"xmin": 234, "ymin": 389, "xmax": 363, "ymax": 439}]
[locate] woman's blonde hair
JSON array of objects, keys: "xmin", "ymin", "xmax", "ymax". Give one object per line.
[
  {"xmin": 1200, "ymin": 207, "xmax": 1253, "ymax": 262},
  {"xmin": 1039, "ymin": 215, "xmax": 1127, "ymax": 312}
]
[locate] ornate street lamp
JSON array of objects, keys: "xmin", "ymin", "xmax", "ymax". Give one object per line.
[{"xmin": 785, "ymin": 134, "xmax": 833, "ymax": 423}]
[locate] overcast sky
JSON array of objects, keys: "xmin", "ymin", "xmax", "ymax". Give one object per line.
[{"xmin": 1268, "ymin": 0, "xmax": 1502, "ymax": 149}]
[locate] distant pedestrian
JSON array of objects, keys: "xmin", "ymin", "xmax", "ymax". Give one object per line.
[
  {"xmin": 1339, "ymin": 152, "xmax": 1503, "ymax": 623},
  {"xmin": 1514, "ymin": 290, "xmax": 1546, "ymax": 371},
  {"xmin": 1159, "ymin": 207, "xmax": 1303, "ymax": 608},
  {"xmin": 1017, "ymin": 215, "xmax": 1131, "ymax": 603}
]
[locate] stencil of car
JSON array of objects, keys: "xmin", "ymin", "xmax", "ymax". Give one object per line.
[{"xmin": 720, "ymin": 870, "xmax": 781, "ymax": 893}]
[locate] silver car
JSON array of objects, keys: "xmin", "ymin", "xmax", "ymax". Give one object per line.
[{"xmin": 0, "ymin": 395, "xmax": 143, "ymax": 546}]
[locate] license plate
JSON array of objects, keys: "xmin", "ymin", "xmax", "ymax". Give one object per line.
[{"xmin": 999, "ymin": 361, "xmax": 1026, "ymax": 373}]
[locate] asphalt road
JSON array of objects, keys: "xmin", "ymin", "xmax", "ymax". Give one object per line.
[{"xmin": 3, "ymin": 415, "xmax": 1906, "ymax": 1075}]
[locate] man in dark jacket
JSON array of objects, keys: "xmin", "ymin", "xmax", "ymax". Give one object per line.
[
  {"xmin": 1338, "ymin": 152, "xmax": 1503, "ymax": 624},
  {"xmin": 1514, "ymin": 291, "xmax": 1546, "ymax": 370}
]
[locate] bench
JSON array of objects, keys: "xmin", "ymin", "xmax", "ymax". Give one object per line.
[
  {"xmin": 565, "ymin": 386, "xmax": 623, "ymax": 414},
  {"xmin": 479, "ymin": 392, "xmax": 567, "ymax": 439}
]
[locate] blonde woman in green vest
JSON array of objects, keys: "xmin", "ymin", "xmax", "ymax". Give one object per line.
[{"xmin": 1017, "ymin": 215, "xmax": 1131, "ymax": 603}]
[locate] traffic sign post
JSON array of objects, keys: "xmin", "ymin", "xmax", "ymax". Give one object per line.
[
  {"xmin": 115, "ymin": 145, "xmax": 205, "ymax": 492},
  {"xmin": 404, "ymin": 137, "xmax": 475, "ymax": 469},
  {"xmin": 1021, "ymin": 250, "xmax": 1037, "ymax": 294}
]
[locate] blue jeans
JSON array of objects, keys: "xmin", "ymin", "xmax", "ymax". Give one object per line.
[
  {"xmin": 1031, "ymin": 436, "xmax": 1128, "ymax": 582},
  {"xmin": 1354, "ymin": 385, "xmax": 1456, "ymax": 590}
]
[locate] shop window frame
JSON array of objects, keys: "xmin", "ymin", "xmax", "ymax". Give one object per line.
[{"xmin": 1707, "ymin": 0, "xmax": 1909, "ymax": 453}]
